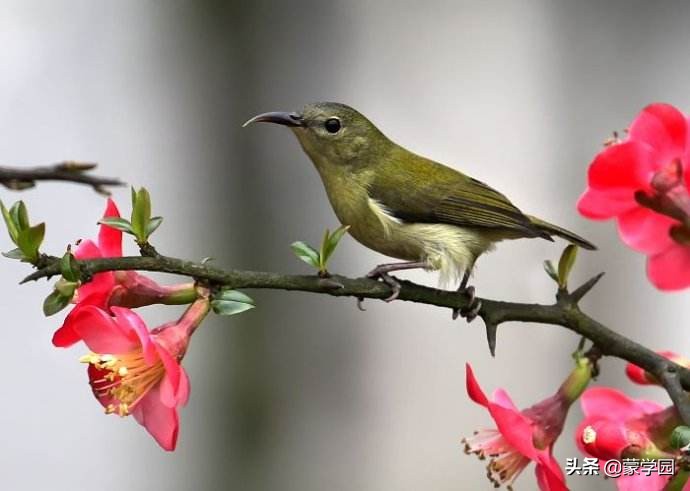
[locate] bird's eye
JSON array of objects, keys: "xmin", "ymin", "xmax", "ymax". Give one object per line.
[{"xmin": 324, "ymin": 118, "xmax": 341, "ymax": 133}]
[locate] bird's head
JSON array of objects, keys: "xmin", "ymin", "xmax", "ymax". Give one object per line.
[{"xmin": 243, "ymin": 102, "xmax": 391, "ymax": 172}]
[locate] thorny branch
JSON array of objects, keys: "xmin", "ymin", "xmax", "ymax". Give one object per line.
[
  {"xmin": 0, "ymin": 162, "xmax": 123, "ymax": 194},
  {"xmin": 21, "ymin": 252, "xmax": 690, "ymax": 425}
]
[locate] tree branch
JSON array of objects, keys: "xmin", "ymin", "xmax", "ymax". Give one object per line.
[
  {"xmin": 21, "ymin": 252, "xmax": 690, "ymax": 423},
  {"xmin": 0, "ymin": 162, "xmax": 124, "ymax": 194}
]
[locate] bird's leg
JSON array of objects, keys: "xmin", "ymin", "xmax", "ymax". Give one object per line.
[
  {"xmin": 453, "ymin": 270, "xmax": 482, "ymax": 323},
  {"xmin": 366, "ymin": 261, "xmax": 428, "ymax": 302}
]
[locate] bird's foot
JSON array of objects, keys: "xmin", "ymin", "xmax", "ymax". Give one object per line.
[
  {"xmin": 366, "ymin": 265, "xmax": 402, "ymax": 302},
  {"xmin": 452, "ymin": 285, "xmax": 482, "ymax": 323}
]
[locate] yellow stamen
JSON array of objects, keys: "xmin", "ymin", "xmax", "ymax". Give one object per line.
[{"xmin": 79, "ymin": 349, "xmax": 165, "ymax": 418}]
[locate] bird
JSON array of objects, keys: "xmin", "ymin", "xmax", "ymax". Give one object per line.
[{"xmin": 244, "ymin": 102, "xmax": 595, "ymax": 320}]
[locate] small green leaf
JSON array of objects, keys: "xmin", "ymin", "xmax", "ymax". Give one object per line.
[
  {"xmin": 55, "ymin": 278, "xmax": 78, "ymax": 298},
  {"xmin": 215, "ymin": 289, "xmax": 255, "ymax": 304},
  {"xmin": 318, "ymin": 228, "xmax": 330, "ymax": 272},
  {"xmin": 290, "ymin": 241, "xmax": 321, "ymax": 269},
  {"xmin": 99, "ymin": 217, "xmax": 134, "ymax": 234},
  {"xmin": 60, "ymin": 251, "xmax": 81, "ymax": 282},
  {"xmin": 557, "ymin": 244, "xmax": 578, "ymax": 288},
  {"xmin": 671, "ymin": 426, "xmax": 690, "ymax": 450},
  {"xmin": 131, "ymin": 187, "xmax": 152, "ymax": 242},
  {"xmin": 43, "ymin": 290, "xmax": 72, "ymax": 317},
  {"xmin": 1, "ymin": 200, "xmax": 19, "ymax": 244},
  {"xmin": 211, "ymin": 290, "xmax": 255, "ymax": 316},
  {"xmin": 543, "ymin": 260, "xmax": 559, "ymax": 283},
  {"xmin": 2, "ymin": 248, "xmax": 25, "ymax": 260},
  {"xmin": 146, "ymin": 216, "xmax": 163, "ymax": 237},
  {"xmin": 10, "ymin": 201, "xmax": 29, "ymax": 231},
  {"xmin": 322, "ymin": 224, "xmax": 350, "ymax": 264},
  {"xmin": 17, "ymin": 222, "xmax": 45, "ymax": 262}
]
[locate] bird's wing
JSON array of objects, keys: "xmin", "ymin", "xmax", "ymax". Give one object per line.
[{"xmin": 366, "ymin": 155, "xmax": 544, "ymax": 238}]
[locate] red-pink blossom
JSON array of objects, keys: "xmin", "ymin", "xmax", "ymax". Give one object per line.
[
  {"xmin": 578, "ymin": 103, "xmax": 690, "ymax": 290},
  {"xmin": 73, "ymin": 298, "xmax": 209, "ymax": 450},
  {"xmin": 625, "ymin": 351, "xmax": 690, "ymax": 385},
  {"xmin": 53, "ymin": 199, "xmax": 195, "ymax": 348},
  {"xmin": 463, "ymin": 364, "xmax": 587, "ymax": 490},
  {"xmin": 575, "ymin": 387, "xmax": 681, "ymax": 490}
]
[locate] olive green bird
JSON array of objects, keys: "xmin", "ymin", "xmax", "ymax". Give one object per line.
[{"xmin": 244, "ymin": 102, "xmax": 595, "ymax": 319}]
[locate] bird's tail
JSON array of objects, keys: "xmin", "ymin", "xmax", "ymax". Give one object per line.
[{"xmin": 527, "ymin": 215, "xmax": 597, "ymax": 250}]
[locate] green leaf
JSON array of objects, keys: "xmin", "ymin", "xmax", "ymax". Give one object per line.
[
  {"xmin": 543, "ymin": 260, "xmax": 559, "ymax": 283},
  {"xmin": 10, "ymin": 201, "xmax": 29, "ymax": 231},
  {"xmin": 130, "ymin": 187, "xmax": 152, "ymax": 241},
  {"xmin": 17, "ymin": 222, "xmax": 45, "ymax": 262},
  {"xmin": 290, "ymin": 241, "xmax": 320, "ymax": 269},
  {"xmin": 211, "ymin": 290, "xmax": 255, "ymax": 316},
  {"xmin": 55, "ymin": 278, "xmax": 78, "ymax": 298},
  {"xmin": 318, "ymin": 228, "xmax": 330, "ymax": 271},
  {"xmin": 2, "ymin": 248, "xmax": 25, "ymax": 260},
  {"xmin": 671, "ymin": 426, "xmax": 690, "ymax": 450},
  {"xmin": 557, "ymin": 244, "xmax": 578, "ymax": 288},
  {"xmin": 1, "ymin": 201, "xmax": 19, "ymax": 244},
  {"xmin": 322, "ymin": 224, "xmax": 350, "ymax": 265},
  {"xmin": 42, "ymin": 289, "xmax": 72, "ymax": 317},
  {"xmin": 146, "ymin": 216, "xmax": 163, "ymax": 237},
  {"xmin": 99, "ymin": 217, "xmax": 134, "ymax": 234},
  {"xmin": 60, "ymin": 251, "xmax": 81, "ymax": 282}
]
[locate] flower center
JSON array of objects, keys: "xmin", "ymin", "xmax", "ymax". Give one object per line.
[
  {"xmin": 80, "ymin": 350, "xmax": 165, "ymax": 416},
  {"xmin": 463, "ymin": 429, "xmax": 530, "ymax": 489}
]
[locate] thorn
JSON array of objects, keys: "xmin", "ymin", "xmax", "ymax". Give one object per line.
[
  {"xmin": 571, "ymin": 272, "xmax": 605, "ymax": 303},
  {"xmin": 485, "ymin": 322, "xmax": 498, "ymax": 357},
  {"xmin": 93, "ymin": 184, "xmax": 111, "ymax": 196},
  {"xmin": 356, "ymin": 297, "xmax": 366, "ymax": 311}
]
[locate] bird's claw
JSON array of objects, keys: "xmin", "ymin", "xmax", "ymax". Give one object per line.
[
  {"xmin": 367, "ymin": 266, "xmax": 402, "ymax": 302},
  {"xmin": 452, "ymin": 286, "xmax": 482, "ymax": 323}
]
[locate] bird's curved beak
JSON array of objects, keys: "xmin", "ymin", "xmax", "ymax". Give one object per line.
[{"xmin": 242, "ymin": 111, "xmax": 304, "ymax": 128}]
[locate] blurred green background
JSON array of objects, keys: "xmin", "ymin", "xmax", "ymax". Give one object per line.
[{"xmin": 2, "ymin": 1, "xmax": 690, "ymax": 490}]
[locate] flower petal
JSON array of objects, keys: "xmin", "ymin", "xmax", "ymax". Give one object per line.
[
  {"xmin": 74, "ymin": 239, "xmax": 103, "ymax": 260},
  {"xmin": 465, "ymin": 364, "xmax": 489, "ymax": 407},
  {"xmin": 177, "ymin": 366, "xmax": 190, "ymax": 406},
  {"xmin": 486, "ymin": 402, "xmax": 539, "ymax": 460},
  {"xmin": 52, "ymin": 295, "xmax": 108, "ymax": 347},
  {"xmin": 648, "ymin": 244, "xmax": 690, "ymax": 290},
  {"xmin": 588, "ymin": 141, "xmax": 657, "ymax": 191},
  {"xmin": 580, "ymin": 387, "xmax": 662, "ymax": 420},
  {"xmin": 577, "ymin": 188, "xmax": 638, "ymax": 219},
  {"xmin": 110, "ymin": 307, "xmax": 157, "ymax": 364},
  {"xmin": 71, "ymin": 305, "xmax": 137, "ymax": 354},
  {"xmin": 491, "ymin": 388, "xmax": 520, "ymax": 412},
  {"xmin": 131, "ymin": 384, "xmax": 180, "ymax": 451},
  {"xmin": 98, "ymin": 199, "xmax": 123, "ymax": 257},
  {"xmin": 156, "ymin": 344, "xmax": 182, "ymax": 408},
  {"xmin": 617, "ymin": 207, "xmax": 675, "ymax": 254},
  {"xmin": 629, "ymin": 103, "xmax": 687, "ymax": 167},
  {"xmin": 614, "ymin": 473, "xmax": 670, "ymax": 491},
  {"xmin": 534, "ymin": 454, "xmax": 568, "ymax": 491}
]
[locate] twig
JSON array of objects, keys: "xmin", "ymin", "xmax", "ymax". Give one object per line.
[
  {"xmin": 20, "ymin": 252, "xmax": 690, "ymax": 423},
  {"xmin": 0, "ymin": 162, "xmax": 124, "ymax": 194}
]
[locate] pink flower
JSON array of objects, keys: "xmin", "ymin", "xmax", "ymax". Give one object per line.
[
  {"xmin": 53, "ymin": 199, "xmax": 195, "ymax": 348},
  {"xmin": 73, "ymin": 298, "xmax": 209, "ymax": 450},
  {"xmin": 625, "ymin": 351, "xmax": 690, "ymax": 385},
  {"xmin": 463, "ymin": 364, "xmax": 583, "ymax": 490},
  {"xmin": 578, "ymin": 103, "xmax": 690, "ymax": 290},
  {"xmin": 575, "ymin": 387, "xmax": 681, "ymax": 490}
]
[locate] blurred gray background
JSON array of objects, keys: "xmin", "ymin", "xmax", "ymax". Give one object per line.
[{"xmin": 1, "ymin": 1, "xmax": 689, "ymax": 490}]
